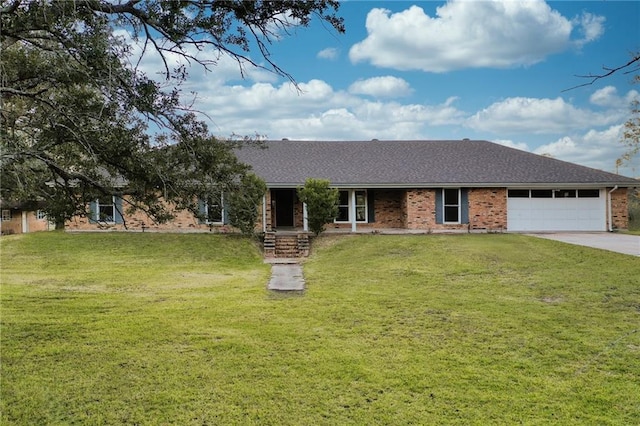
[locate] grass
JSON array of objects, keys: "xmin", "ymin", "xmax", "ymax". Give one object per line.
[{"xmin": 1, "ymin": 232, "xmax": 639, "ymax": 424}]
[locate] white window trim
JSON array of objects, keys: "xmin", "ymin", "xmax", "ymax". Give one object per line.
[
  {"xmin": 36, "ymin": 210, "xmax": 47, "ymax": 220},
  {"xmin": 95, "ymin": 196, "xmax": 116, "ymax": 223},
  {"xmin": 1, "ymin": 209, "xmax": 11, "ymax": 222},
  {"xmin": 204, "ymin": 194, "xmax": 224, "ymax": 224},
  {"xmin": 507, "ymin": 189, "xmax": 602, "ymax": 199},
  {"xmin": 443, "ymin": 188, "xmax": 461, "ymax": 224},
  {"xmin": 334, "ymin": 189, "xmax": 368, "ymax": 223}
]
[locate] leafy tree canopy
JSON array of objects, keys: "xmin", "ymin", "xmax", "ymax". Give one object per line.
[
  {"xmin": 0, "ymin": 0, "xmax": 343, "ymax": 227},
  {"xmin": 619, "ymin": 73, "xmax": 640, "ymax": 173}
]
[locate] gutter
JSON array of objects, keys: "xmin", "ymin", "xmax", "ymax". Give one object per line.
[
  {"xmin": 263, "ymin": 182, "xmax": 636, "ymax": 190},
  {"xmin": 608, "ymin": 185, "xmax": 618, "ymax": 232}
]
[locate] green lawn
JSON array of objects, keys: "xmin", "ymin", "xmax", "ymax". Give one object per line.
[{"xmin": 1, "ymin": 232, "xmax": 639, "ymax": 425}]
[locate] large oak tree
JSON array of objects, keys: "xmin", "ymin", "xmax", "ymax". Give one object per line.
[{"xmin": 0, "ymin": 0, "xmax": 343, "ymax": 229}]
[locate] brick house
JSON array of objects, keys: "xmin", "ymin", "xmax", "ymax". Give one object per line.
[
  {"xmin": 235, "ymin": 139, "xmax": 636, "ymax": 233},
  {"xmin": 66, "ymin": 139, "xmax": 637, "ymax": 233}
]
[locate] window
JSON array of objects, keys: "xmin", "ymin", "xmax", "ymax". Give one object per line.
[
  {"xmin": 355, "ymin": 190, "xmax": 367, "ymax": 221},
  {"xmin": 97, "ymin": 196, "xmax": 115, "ymax": 222},
  {"xmin": 36, "ymin": 210, "xmax": 47, "ymax": 220},
  {"xmin": 443, "ymin": 189, "xmax": 460, "ymax": 223},
  {"xmin": 1, "ymin": 209, "xmax": 11, "ymax": 221},
  {"xmin": 509, "ymin": 189, "xmax": 599, "ymax": 199},
  {"xmin": 578, "ymin": 189, "xmax": 600, "ymax": 198},
  {"xmin": 508, "ymin": 189, "xmax": 530, "ymax": 198},
  {"xmin": 203, "ymin": 195, "xmax": 224, "ymax": 224},
  {"xmin": 531, "ymin": 189, "xmax": 553, "ymax": 198},
  {"xmin": 555, "ymin": 189, "xmax": 576, "ymax": 198},
  {"xmin": 336, "ymin": 191, "xmax": 349, "ymax": 222},
  {"xmin": 90, "ymin": 196, "xmax": 123, "ymax": 224},
  {"xmin": 335, "ymin": 190, "xmax": 368, "ymax": 223}
]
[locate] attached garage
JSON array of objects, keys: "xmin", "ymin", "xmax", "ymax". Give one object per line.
[{"xmin": 507, "ymin": 189, "xmax": 606, "ymax": 232}]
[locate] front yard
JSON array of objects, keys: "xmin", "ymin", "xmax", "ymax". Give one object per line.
[{"xmin": 1, "ymin": 232, "xmax": 639, "ymax": 424}]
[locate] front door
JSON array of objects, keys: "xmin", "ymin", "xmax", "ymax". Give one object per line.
[{"xmin": 273, "ymin": 189, "xmax": 295, "ymax": 228}]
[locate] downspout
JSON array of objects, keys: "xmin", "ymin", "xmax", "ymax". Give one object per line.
[{"xmin": 608, "ymin": 185, "xmax": 618, "ymax": 232}]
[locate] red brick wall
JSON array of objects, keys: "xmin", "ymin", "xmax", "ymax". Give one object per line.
[
  {"xmin": 609, "ymin": 187, "xmax": 629, "ymax": 230},
  {"xmin": 1, "ymin": 210, "xmax": 54, "ymax": 234},
  {"xmin": 404, "ymin": 188, "xmax": 507, "ymax": 232},
  {"xmin": 294, "ymin": 194, "xmax": 304, "ymax": 228},
  {"xmin": 330, "ymin": 190, "xmax": 405, "ymax": 229},
  {"xmin": 468, "ymin": 188, "xmax": 507, "ymax": 231},
  {"xmin": 66, "ymin": 197, "xmax": 232, "ymax": 233},
  {"xmin": 263, "ymin": 190, "xmax": 272, "ymax": 231},
  {"xmin": 372, "ymin": 190, "xmax": 404, "ymax": 228},
  {"xmin": 62, "ymin": 186, "xmax": 624, "ymax": 233},
  {"xmin": 404, "ymin": 189, "xmax": 433, "ymax": 230},
  {"xmin": 259, "ymin": 188, "xmax": 505, "ymax": 232}
]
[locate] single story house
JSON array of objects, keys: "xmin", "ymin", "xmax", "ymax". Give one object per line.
[{"xmin": 66, "ymin": 139, "xmax": 637, "ymax": 233}]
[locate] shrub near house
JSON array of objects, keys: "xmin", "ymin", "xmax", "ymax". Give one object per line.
[{"xmin": 297, "ymin": 178, "xmax": 339, "ymax": 235}]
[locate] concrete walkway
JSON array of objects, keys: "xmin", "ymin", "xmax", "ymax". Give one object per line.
[
  {"xmin": 265, "ymin": 260, "xmax": 305, "ymax": 291},
  {"xmin": 529, "ymin": 232, "xmax": 640, "ymax": 257}
]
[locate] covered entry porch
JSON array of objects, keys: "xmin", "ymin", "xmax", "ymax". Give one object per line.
[{"xmin": 263, "ymin": 187, "xmax": 406, "ymax": 233}]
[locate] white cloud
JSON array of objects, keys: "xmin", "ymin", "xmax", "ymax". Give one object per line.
[
  {"xmin": 534, "ymin": 125, "xmax": 635, "ymax": 174},
  {"xmin": 467, "ymin": 96, "xmax": 624, "ymax": 134},
  {"xmin": 572, "ymin": 12, "xmax": 605, "ymax": 48},
  {"xmin": 590, "ymin": 86, "xmax": 620, "ymax": 107},
  {"xmin": 493, "ymin": 139, "xmax": 530, "ymax": 152},
  {"xmin": 348, "ymin": 76, "xmax": 413, "ymax": 98},
  {"xmin": 349, "ymin": 1, "xmax": 604, "ymax": 72},
  {"xmin": 317, "ymin": 47, "xmax": 339, "ymax": 60},
  {"xmin": 191, "ymin": 77, "xmax": 465, "ymax": 139},
  {"xmin": 590, "ymin": 86, "xmax": 640, "ymax": 108}
]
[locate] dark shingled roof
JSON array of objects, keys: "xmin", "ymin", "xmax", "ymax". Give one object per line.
[{"xmin": 234, "ymin": 139, "xmax": 638, "ymax": 188}]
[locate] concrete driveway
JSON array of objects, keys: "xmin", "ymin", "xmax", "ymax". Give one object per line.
[{"xmin": 528, "ymin": 232, "xmax": 640, "ymax": 257}]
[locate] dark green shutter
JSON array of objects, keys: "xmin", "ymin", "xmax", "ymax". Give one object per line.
[
  {"xmin": 89, "ymin": 200, "xmax": 97, "ymax": 223},
  {"xmin": 197, "ymin": 199, "xmax": 206, "ymax": 224},
  {"xmin": 460, "ymin": 189, "xmax": 469, "ymax": 224},
  {"xmin": 367, "ymin": 190, "xmax": 375, "ymax": 223},
  {"xmin": 435, "ymin": 189, "xmax": 443, "ymax": 224},
  {"xmin": 114, "ymin": 196, "xmax": 124, "ymax": 224}
]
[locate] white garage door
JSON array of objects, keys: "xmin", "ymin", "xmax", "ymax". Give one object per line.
[{"xmin": 507, "ymin": 189, "xmax": 605, "ymax": 232}]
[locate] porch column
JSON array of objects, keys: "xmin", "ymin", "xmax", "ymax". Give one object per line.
[
  {"xmin": 21, "ymin": 211, "xmax": 28, "ymax": 234},
  {"xmin": 303, "ymin": 202, "xmax": 308, "ymax": 232},
  {"xmin": 350, "ymin": 189, "xmax": 357, "ymax": 232},
  {"xmin": 262, "ymin": 194, "xmax": 267, "ymax": 233}
]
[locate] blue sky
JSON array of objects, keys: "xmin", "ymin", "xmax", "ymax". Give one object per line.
[{"xmin": 132, "ymin": 0, "xmax": 640, "ymax": 176}]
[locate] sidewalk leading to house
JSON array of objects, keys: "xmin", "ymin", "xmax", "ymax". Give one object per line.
[{"xmin": 265, "ymin": 259, "xmax": 305, "ymax": 291}]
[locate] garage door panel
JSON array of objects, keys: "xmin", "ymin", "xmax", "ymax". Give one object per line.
[{"xmin": 507, "ymin": 191, "xmax": 605, "ymax": 231}]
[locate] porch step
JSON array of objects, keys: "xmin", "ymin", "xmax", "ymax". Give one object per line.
[
  {"xmin": 264, "ymin": 232, "xmax": 310, "ymax": 259},
  {"xmin": 275, "ymin": 236, "xmax": 298, "ymax": 257}
]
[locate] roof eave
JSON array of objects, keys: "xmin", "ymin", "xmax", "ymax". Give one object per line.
[{"xmin": 264, "ymin": 181, "xmax": 637, "ymax": 189}]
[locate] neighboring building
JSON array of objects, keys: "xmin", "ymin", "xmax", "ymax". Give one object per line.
[
  {"xmin": 66, "ymin": 139, "xmax": 638, "ymax": 233},
  {"xmin": 0, "ymin": 201, "xmax": 54, "ymax": 235}
]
